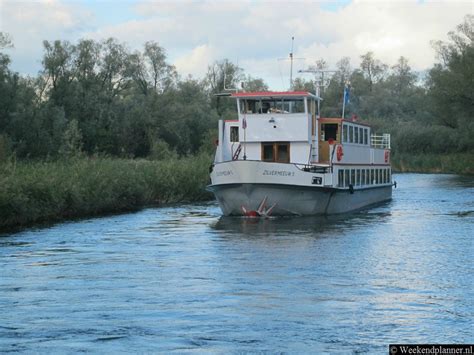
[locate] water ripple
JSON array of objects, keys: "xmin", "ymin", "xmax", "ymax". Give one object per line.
[{"xmin": 0, "ymin": 174, "xmax": 472, "ymax": 352}]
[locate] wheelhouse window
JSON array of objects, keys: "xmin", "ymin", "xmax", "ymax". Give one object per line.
[
  {"xmin": 240, "ymin": 99, "xmax": 305, "ymax": 114},
  {"xmin": 261, "ymin": 142, "xmax": 290, "ymax": 163},
  {"xmin": 364, "ymin": 129, "xmax": 368, "ymax": 145},
  {"xmin": 349, "ymin": 126, "xmax": 354, "ymax": 143},
  {"xmin": 343, "ymin": 124, "xmax": 348, "ymax": 143},
  {"xmin": 230, "ymin": 127, "xmax": 239, "ymax": 142}
]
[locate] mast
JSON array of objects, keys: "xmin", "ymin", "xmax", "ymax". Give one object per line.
[
  {"xmin": 289, "ymin": 36, "xmax": 294, "ymax": 90},
  {"xmin": 298, "ymin": 68, "xmax": 335, "ymax": 118}
]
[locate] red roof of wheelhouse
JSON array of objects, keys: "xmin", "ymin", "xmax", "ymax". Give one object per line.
[{"xmin": 231, "ymin": 91, "xmax": 318, "ymax": 99}]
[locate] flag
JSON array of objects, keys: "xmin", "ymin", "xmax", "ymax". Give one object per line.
[
  {"xmin": 343, "ymin": 85, "xmax": 350, "ymax": 105},
  {"xmin": 242, "ymin": 116, "xmax": 247, "ymax": 129}
]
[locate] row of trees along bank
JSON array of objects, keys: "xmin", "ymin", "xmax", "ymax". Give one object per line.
[{"xmin": 0, "ymin": 15, "xmax": 473, "ymax": 164}]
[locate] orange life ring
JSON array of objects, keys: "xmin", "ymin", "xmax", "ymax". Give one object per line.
[
  {"xmin": 336, "ymin": 145, "xmax": 344, "ymax": 161},
  {"xmin": 384, "ymin": 150, "xmax": 390, "ymax": 163}
]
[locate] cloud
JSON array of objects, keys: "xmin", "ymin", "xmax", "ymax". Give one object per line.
[
  {"xmin": 1, "ymin": 0, "xmax": 93, "ymax": 74},
  {"xmin": 174, "ymin": 44, "xmax": 218, "ymax": 78}
]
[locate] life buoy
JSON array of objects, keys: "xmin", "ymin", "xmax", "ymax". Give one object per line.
[
  {"xmin": 336, "ymin": 145, "xmax": 344, "ymax": 161},
  {"xmin": 384, "ymin": 150, "xmax": 390, "ymax": 163}
]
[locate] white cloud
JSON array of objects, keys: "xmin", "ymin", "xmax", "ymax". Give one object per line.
[
  {"xmin": 174, "ymin": 44, "xmax": 218, "ymax": 78},
  {"xmin": 1, "ymin": 0, "xmax": 93, "ymax": 74}
]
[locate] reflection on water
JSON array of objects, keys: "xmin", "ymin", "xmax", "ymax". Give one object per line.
[{"xmin": 0, "ymin": 174, "xmax": 472, "ymax": 353}]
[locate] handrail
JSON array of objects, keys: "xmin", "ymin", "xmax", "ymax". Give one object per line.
[{"xmin": 371, "ymin": 133, "xmax": 390, "ymax": 149}]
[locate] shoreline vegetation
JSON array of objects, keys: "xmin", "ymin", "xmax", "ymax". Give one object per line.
[
  {"xmin": 1, "ymin": 154, "xmax": 472, "ymax": 232},
  {"xmin": 0, "ymin": 155, "xmax": 213, "ymax": 231},
  {"xmin": 391, "ymin": 153, "xmax": 474, "ymax": 175}
]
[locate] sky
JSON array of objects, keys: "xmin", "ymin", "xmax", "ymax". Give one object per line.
[{"xmin": 0, "ymin": 0, "xmax": 472, "ymax": 90}]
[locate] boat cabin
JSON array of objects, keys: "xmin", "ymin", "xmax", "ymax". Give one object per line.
[{"xmin": 215, "ymin": 91, "xmax": 388, "ymax": 166}]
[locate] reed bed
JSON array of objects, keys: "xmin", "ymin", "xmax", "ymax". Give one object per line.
[
  {"xmin": 392, "ymin": 153, "xmax": 474, "ymax": 175},
  {"xmin": 0, "ymin": 154, "xmax": 213, "ymax": 230}
]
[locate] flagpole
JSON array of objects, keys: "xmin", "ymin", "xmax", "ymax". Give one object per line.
[
  {"xmin": 243, "ymin": 111, "xmax": 247, "ymax": 160},
  {"xmin": 342, "ymin": 82, "xmax": 350, "ymax": 119},
  {"xmin": 342, "ymin": 89, "xmax": 346, "ymax": 119}
]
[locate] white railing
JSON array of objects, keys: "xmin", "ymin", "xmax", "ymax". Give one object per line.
[{"xmin": 371, "ymin": 133, "xmax": 391, "ymax": 149}]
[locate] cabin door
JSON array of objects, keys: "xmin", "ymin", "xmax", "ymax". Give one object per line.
[{"xmin": 318, "ymin": 123, "xmax": 339, "ymax": 163}]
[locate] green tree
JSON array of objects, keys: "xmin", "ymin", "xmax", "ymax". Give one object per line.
[
  {"xmin": 59, "ymin": 119, "xmax": 84, "ymax": 158},
  {"xmin": 428, "ymin": 14, "xmax": 474, "ymax": 142},
  {"xmin": 205, "ymin": 59, "xmax": 243, "ymax": 117},
  {"xmin": 242, "ymin": 75, "xmax": 268, "ymax": 92},
  {"xmin": 360, "ymin": 52, "xmax": 388, "ymax": 92}
]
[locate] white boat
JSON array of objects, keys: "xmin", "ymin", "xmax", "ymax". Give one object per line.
[{"xmin": 207, "ymin": 90, "xmax": 392, "ymax": 216}]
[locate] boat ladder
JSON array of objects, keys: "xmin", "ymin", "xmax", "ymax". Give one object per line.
[{"xmin": 232, "ymin": 144, "xmax": 242, "ymax": 160}]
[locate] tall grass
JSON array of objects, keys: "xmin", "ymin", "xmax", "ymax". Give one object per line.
[
  {"xmin": 0, "ymin": 154, "xmax": 213, "ymax": 230},
  {"xmin": 392, "ymin": 153, "xmax": 474, "ymax": 175}
]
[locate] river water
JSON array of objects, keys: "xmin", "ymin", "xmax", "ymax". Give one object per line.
[{"xmin": 0, "ymin": 174, "xmax": 472, "ymax": 353}]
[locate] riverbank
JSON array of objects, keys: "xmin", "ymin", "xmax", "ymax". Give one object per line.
[
  {"xmin": 2, "ymin": 153, "xmax": 472, "ymax": 232},
  {"xmin": 391, "ymin": 153, "xmax": 474, "ymax": 175},
  {"xmin": 0, "ymin": 154, "xmax": 213, "ymax": 231}
]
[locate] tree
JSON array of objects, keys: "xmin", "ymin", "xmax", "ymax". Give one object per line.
[
  {"xmin": 205, "ymin": 59, "xmax": 243, "ymax": 117},
  {"xmin": 360, "ymin": 52, "xmax": 388, "ymax": 92},
  {"xmin": 129, "ymin": 41, "xmax": 177, "ymax": 96},
  {"xmin": 389, "ymin": 56, "xmax": 417, "ymax": 95},
  {"xmin": 59, "ymin": 119, "xmax": 83, "ymax": 158},
  {"xmin": 427, "ymin": 14, "xmax": 474, "ymax": 150},
  {"xmin": 242, "ymin": 75, "xmax": 268, "ymax": 92}
]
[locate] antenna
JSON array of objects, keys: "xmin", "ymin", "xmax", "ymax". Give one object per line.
[
  {"xmin": 290, "ymin": 36, "xmax": 294, "ymax": 90},
  {"xmin": 223, "ymin": 72, "xmax": 239, "ymax": 92},
  {"xmin": 298, "ymin": 66, "xmax": 336, "ymax": 118},
  {"xmin": 278, "ymin": 37, "xmax": 304, "ymax": 91}
]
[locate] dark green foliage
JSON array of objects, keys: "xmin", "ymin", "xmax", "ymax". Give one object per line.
[{"xmin": 0, "ymin": 154, "xmax": 213, "ymax": 230}]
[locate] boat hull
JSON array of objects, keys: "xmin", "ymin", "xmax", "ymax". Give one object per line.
[{"xmin": 208, "ymin": 183, "xmax": 392, "ymax": 216}]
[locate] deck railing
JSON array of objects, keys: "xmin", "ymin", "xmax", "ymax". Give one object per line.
[{"xmin": 371, "ymin": 134, "xmax": 391, "ymax": 149}]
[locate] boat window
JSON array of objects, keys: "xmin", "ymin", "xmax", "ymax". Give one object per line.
[
  {"xmin": 344, "ymin": 169, "xmax": 350, "ymax": 187},
  {"xmin": 370, "ymin": 169, "xmax": 374, "ymax": 184},
  {"xmin": 354, "ymin": 126, "xmax": 359, "ymax": 144},
  {"xmin": 230, "ymin": 127, "xmax": 239, "ymax": 142},
  {"xmin": 338, "ymin": 170, "xmax": 344, "ymax": 187},
  {"xmin": 349, "ymin": 126, "xmax": 353, "ymax": 143},
  {"xmin": 350, "ymin": 169, "xmax": 355, "ymax": 185},
  {"xmin": 364, "ymin": 129, "xmax": 368, "ymax": 145},
  {"xmin": 361, "ymin": 169, "xmax": 366, "ymax": 186},
  {"xmin": 343, "ymin": 124, "xmax": 348, "ymax": 143},
  {"xmin": 356, "ymin": 169, "xmax": 361, "ymax": 186},
  {"xmin": 276, "ymin": 143, "xmax": 290, "ymax": 163},
  {"xmin": 359, "ymin": 127, "xmax": 364, "ymax": 144},
  {"xmin": 262, "ymin": 143, "xmax": 274, "ymax": 161},
  {"xmin": 261, "ymin": 142, "xmax": 290, "ymax": 163},
  {"xmin": 250, "ymin": 99, "xmax": 306, "ymax": 114},
  {"xmin": 388, "ymin": 169, "xmax": 391, "ymax": 183}
]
